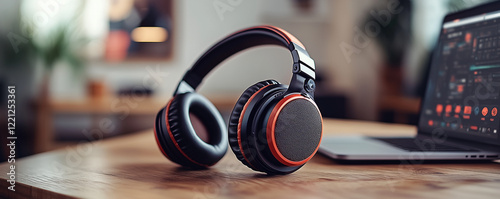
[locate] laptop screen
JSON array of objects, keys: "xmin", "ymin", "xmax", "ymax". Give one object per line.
[{"xmin": 419, "ymin": 4, "xmax": 500, "ymax": 145}]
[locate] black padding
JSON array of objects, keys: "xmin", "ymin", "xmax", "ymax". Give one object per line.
[
  {"xmin": 155, "ymin": 108, "xmax": 178, "ymax": 161},
  {"xmin": 273, "ymin": 99, "xmax": 322, "ymax": 161},
  {"xmin": 156, "ymin": 107, "xmax": 195, "ymax": 167},
  {"xmin": 228, "ymin": 80, "xmax": 279, "ymax": 169},
  {"xmin": 164, "ymin": 93, "xmax": 227, "ymax": 167}
]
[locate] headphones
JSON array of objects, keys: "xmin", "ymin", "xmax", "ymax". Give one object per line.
[{"xmin": 154, "ymin": 25, "xmax": 323, "ymax": 174}]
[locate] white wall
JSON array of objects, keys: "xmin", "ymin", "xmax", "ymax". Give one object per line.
[{"xmin": 24, "ymin": 0, "xmax": 381, "ymax": 119}]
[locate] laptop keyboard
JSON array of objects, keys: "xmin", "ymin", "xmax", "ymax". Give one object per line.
[{"xmin": 372, "ymin": 138, "xmax": 479, "ymax": 152}]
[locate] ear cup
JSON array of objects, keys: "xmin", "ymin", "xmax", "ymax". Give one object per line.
[
  {"xmin": 228, "ymin": 80, "xmax": 279, "ymax": 170},
  {"xmin": 154, "ymin": 93, "xmax": 227, "ymax": 168},
  {"xmin": 155, "ymin": 107, "xmax": 193, "ymax": 166},
  {"xmin": 154, "ymin": 107, "xmax": 175, "ymax": 161},
  {"xmin": 232, "ymin": 90, "xmax": 323, "ymax": 174},
  {"xmin": 264, "ymin": 94, "xmax": 323, "ymax": 167}
]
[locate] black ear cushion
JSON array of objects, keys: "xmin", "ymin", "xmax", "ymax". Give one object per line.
[
  {"xmin": 155, "ymin": 107, "xmax": 191, "ymax": 166},
  {"xmin": 228, "ymin": 80, "xmax": 279, "ymax": 169},
  {"xmin": 159, "ymin": 93, "xmax": 227, "ymax": 168}
]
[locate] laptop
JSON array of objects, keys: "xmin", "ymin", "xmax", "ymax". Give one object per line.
[{"xmin": 319, "ymin": 1, "xmax": 500, "ymax": 161}]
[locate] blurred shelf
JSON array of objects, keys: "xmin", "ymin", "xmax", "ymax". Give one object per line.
[
  {"xmin": 378, "ymin": 95, "xmax": 421, "ymax": 124},
  {"xmin": 379, "ymin": 95, "xmax": 421, "ymax": 114},
  {"xmin": 34, "ymin": 95, "xmax": 239, "ymax": 153},
  {"xmin": 48, "ymin": 95, "xmax": 239, "ymax": 114},
  {"xmin": 47, "ymin": 97, "xmax": 167, "ymax": 114}
]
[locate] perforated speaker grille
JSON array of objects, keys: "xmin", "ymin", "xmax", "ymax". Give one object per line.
[{"xmin": 274, "ymin": 99, "xmax": 322, "ymax": 162}]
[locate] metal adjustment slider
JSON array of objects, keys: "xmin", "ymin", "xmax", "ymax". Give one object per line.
[{"xmin": 291, "ymin": 44, "xmax": 316, "ymax": 80}]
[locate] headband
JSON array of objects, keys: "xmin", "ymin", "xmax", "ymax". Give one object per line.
[{"xmin": 175, "ymin": 25, "xmax": 315, "ymax": 95}]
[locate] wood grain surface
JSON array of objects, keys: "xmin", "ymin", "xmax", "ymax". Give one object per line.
[{"xmin": 1, "ymin": 119, "xmax": 499, "ymax": 199}]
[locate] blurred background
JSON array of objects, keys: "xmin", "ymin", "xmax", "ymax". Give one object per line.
[{"xmin": 0, "ymin": 0, "xmax": 494, "ymax": 159}]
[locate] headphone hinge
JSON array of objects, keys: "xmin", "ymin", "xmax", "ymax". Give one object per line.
[
  {"xmin": 291, "ymin": 47, "xmax": 316, "ymax": 80},
  {"xmin": 174, "ymin": 81, "xmax": 195, "ymax": 95}
]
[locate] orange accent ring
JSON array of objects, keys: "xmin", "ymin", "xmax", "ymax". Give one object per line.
[
  {"xmin": 164, "ymin": 98, "xmax": 212, "ymax": 167},
  {"xmin": 237, "ymin": 84, "xmax": 273, "ymax": 169},
  {"xmin": 266, "ymin": 94, "xmax": 323, "ymax": 166}
]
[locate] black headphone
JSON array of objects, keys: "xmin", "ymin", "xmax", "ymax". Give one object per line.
[{"xmin": 154, "ymin": 25, "xmax": 323, "ymax": 174}]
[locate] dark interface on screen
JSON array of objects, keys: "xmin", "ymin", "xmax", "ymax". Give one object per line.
[{"xmin": 420, "ymin": 12, "xmax": 500, "ymax": 139}]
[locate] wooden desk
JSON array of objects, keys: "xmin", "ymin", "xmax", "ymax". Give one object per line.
[{"xmin": 2, "ymin": 119, "xmax": 499, "ymax": 199}]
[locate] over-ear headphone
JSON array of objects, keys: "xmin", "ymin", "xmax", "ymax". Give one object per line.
[{"xmin": 154, "ymin": 25, "xmax": 323, "ymax": 174}]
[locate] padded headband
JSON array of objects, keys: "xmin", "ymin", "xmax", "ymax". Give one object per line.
[{"xmin": 176, "ymin": 25, "xmax": 316, "ymax": 94}]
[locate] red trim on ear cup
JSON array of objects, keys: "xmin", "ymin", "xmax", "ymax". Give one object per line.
[
  {"xmin": 154, "ymin": 115, "xmax": 171, "ymax": 160},
  {"xmin": 266, "ymin": 94, "xmax": 323, "ymax": 166},
  {"xmin": 237, "ymin": 84, "xmax": 274, "ymax": 169},
  {"xmin": 164, "ymin": 98, "xmax": 212, "ymax": 167}
]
